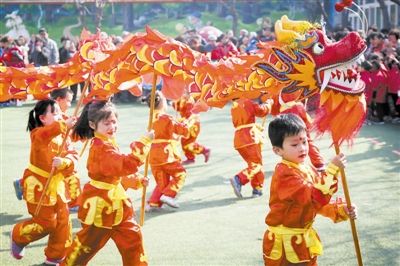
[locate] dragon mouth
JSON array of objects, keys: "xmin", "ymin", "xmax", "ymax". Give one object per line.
[{"xmin": 317, "ymin": 51, "xmax": 366, "ymax": 94}]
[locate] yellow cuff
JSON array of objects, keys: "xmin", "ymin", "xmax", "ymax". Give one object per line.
[
  {"xmin": 139, "ymin": 136, "xmax": 152, "ymax": 146},
  {"xmin": 326, "ymin": 162, "xmax": 339, "ymax": 176}
]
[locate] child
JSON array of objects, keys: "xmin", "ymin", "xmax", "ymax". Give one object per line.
[
  {"xmin": 10, "ymin": 99, "xmax": 77, "ymax": 265},
  {"xmin": 172, "ymin": 95, "xmax": 210, "ymax": 165},
  {"xmin": 147, "ymin": 92, "xmax": 189, "ymax": 210},
  {"xmin": 13, "ymin": 88, "xmax": 82, "ymax": 211},
  {"xmin": 229, "ymin": 98, "xmax": 273, "ymax": 198},
  {"xmin": 63, "ymin": 100, "xmax": 151, "ymax": 266},
  {"xmin": 263, "ymin": 114, "xmax": 357, "ymax": 266}
]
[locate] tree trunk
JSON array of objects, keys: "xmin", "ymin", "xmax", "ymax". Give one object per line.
[
  {"xmin": 378, "ymin": 0, "xmax": 392, "ymax": 29},
  {"xmin": 231, "ymin": 0, "xmax": 238, "ymax": 36},
  {"xmin": 95, "ymin": 5, "xmax": 104, "ymax": 29},
  {"xmin": 123, "ymin": 3, "xmax": 134, "ymax": 31}
]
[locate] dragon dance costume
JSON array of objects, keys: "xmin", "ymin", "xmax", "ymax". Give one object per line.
[
  {"xmin": 172, "ymin": 97, "xmax": 210, "ymax": 163},
  {"xmin": 148, "ymin": 112, "xmax": 188, "ymax": 207},
  {"xmin": 63, "ymin": 133, "xmax": 150, "ymax": 266},
  {"xmin": 263, "ymin": 160, "xmax": 349, "ymax": 266},
  {"xmin": 12, "ymin": 121, "xmax": 77, "ymax": 261},
  {"xmin": 231, "ymin": 98, "xmax": 271, "ymax": 191}
]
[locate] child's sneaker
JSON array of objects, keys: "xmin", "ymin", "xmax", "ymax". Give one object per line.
[
  {"xmin": 160, "ymin": 195, "xmax": 179, "ymax": 208},
  {"xmin": 182, "ymin": 159, "xmax": 195, "ymax": 165},
  {"xmin": 252, "ymin": 188, "xmax": 263, "ymax": 198},
  {"xmin": 202, "ymin": 148, "xmax": 211, "ymax": 163},
  {"xmin": 10, "ymin": 227, "xmax": 25, "ymax": 260},
  {"xmin": 230, "ymin": 175, "xmax": 243, "ymax": 198},
  {"xmin": 13, "ymin": 179, "xmax": 23, "ymax": 201},
  {"xmin": 44, "ymin": 257, "xmax": 63, "ymax": 265}
]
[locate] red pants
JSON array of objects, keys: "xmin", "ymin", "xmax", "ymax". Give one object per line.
[
  {"xmin": 63, "ymin": 206, "xmax": 147, "ymax": 266},
  {"xmin": 236, "ymin": 144, "xmax": 264, "ymax": 189},
  {"xmin": 12, "ymin": 196, "xmax": 71, "ymax": 260},
  {"xmin": 149, "ymin": 161, "xmax": 186, "ymax": 207},
  {"xmin": 182, "ymin": 141, "xmax": 205, "ymax": 160},
  {"xmin": 264, "ymin": 256, "xmax": 317, "ymax": 266}
]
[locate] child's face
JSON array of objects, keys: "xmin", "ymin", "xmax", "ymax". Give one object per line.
[
  {"xmin": 274, "ymin": 130, "xmax": 309, "ymax": 164},
  {"xmin": 56, "ymin": 93, "xmax": 73, "ymax": 113},
  {"xmin": 39, "ymin": 104, "xmax": 61, "ymax": 126},
  {"xmin": 95, "ymin": 112, "xmax": 118, "ymax": 139}
]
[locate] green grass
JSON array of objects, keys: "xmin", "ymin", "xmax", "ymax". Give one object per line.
[{"xmin": 0, "ymin": 102, "xmax": 399, "ymax": 265}]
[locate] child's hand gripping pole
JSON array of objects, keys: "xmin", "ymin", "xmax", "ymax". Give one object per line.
[
  {"xmin": 34, "ymin": 80, "xmax": 90, "ymax": 217},
  {"xmin": 140, "ymin": 73, "xmax": 157, "ymax": 226}
]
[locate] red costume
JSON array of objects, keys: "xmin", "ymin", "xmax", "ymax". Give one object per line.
[
  {"xmin": 148, "ymin": 112, "xmax": 189, "ymax": 207},
  {"xmin": 263, "ymin": 160, "xmax": 349, "ymax": 265},
  {"xmin": 63, "ymin": 133, "xmax": 150, "ymax": 266},
  {"xmin": 231, "ymin": 98, "xmax": 270, "ymax": 191},
  {"xmin": 172, "ymin": 97, "xmax": 210, "ymax": 163},
  {"xmin": 12, "ymin": 121, "xmax": 77, "ymax": 261}
]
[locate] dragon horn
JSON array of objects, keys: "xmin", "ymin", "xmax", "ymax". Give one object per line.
[
  {"xmin": 275, "ymin": 18, "xmax": 305, "ymax": 44},
  {"xmin": 281, "ymin": 15, "xmax": 314, "ymax": 34}
]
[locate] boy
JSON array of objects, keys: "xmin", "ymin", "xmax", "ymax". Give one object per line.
[{"xmin": 263, "ymin": 114, "xmax": 356, "ymax": 266}]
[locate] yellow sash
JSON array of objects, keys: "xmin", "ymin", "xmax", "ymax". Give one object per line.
[
  {"xmin": 28, "ymin": 163, "xmax": 65, "ymax": 202},
  {"xmin": 267, "ymin": 224, "xmax": 323, "ymax": 263},
  {"xmin": 89, "ymin": 180, "xmax": 128, "ymax": 210}
]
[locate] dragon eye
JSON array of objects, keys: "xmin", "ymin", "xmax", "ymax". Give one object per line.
[{"xmin": 312, "ymin": 42, "xmax": 325, "ymax": 55}]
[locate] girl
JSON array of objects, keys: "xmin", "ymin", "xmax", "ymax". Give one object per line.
[
  {"xmin": 63, "ymin": 100, "xmax": 151, "ymax": 266},
  {"xmin": 146, "ymin": 92, "xmax": 189, "ymax": 210},
  {"xmin": 10, "ymin": 99, "xmax": 77, "ymax": 265},
  {"xmin": 13, "ymin": 88, "xmax": 81, "ymax": 212}
]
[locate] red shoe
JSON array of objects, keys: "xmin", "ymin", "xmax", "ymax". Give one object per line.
[
  {"xmin": 182, "ymin": 159, "xmax": 195, "ymax": 165},
  {"xmin": 203, "ymin": 148, "xmax": 211, "ymax": 163}
]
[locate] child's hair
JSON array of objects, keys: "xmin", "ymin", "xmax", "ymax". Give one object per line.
[
  {"xmin": 360, "ymin": 60, "xmax": 372, "ymax": 71},
  {"xmin": 145, "ymin": 91, "xmax": 163, "ymax": 109},
  {"xmin": 268, "ymin": 114, "xmax": 306, "ymax": 148},
  {"xmin": 50, "ymin": 88, "xmax": 73, "ymax": 100},
  {"xmin": 27, "ymin": 99, "xmax": 57, "ymax": 132},
  {"xmin": 73, "ymin": 100, "xmax": 117, "ymax": 139}
]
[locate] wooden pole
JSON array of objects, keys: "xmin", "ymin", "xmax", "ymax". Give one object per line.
[
  {"xmin": 34, "ymin": 80, "xmax": 90, "ymax": 216},
  {"xmin": 140, "ymin": 73, "xmax": 157, "ymax": 226},
  {"xmin": 334, "ymin": 144, "xmax": 363, "ymax": 266}
]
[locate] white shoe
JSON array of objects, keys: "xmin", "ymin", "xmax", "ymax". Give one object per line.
[
  {"xmin": 160, "ymin": 195, "xmax": 179, "ymax": 208},
  {"xmin": 145, "ymin": 203, "xmax": 160, "ymax": 212}
]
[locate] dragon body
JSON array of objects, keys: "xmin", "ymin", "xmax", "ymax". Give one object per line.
[{"xmin": 0, "ymin": 16, "xmax": 367, "ymax": 144}]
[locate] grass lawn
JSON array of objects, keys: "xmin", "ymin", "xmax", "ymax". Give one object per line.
[{"xmin": 0, "ymin": 102, "xmax": 399, "ymax": 265}]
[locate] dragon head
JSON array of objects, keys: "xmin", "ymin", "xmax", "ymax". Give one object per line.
[{"xmin": 201, "ymin": 15, "xmax": 367, "ymax": 144}]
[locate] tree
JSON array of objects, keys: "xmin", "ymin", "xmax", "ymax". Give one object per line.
[
  {"xmin": 123, "ymin": 3, "xmax": 133, "ymax": 31},
  {"xmin": 378, "ymin": 0, "xmax": 391, "ymax": 29},
  {"xmin": 220, "ymin": 0, "xmax": 238, "ymax": 36}
]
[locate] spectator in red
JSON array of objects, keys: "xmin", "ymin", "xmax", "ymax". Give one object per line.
[
  {"xmin": 387, "ymin": 59, "xmax": 400, "ymax": 121},
  {"xmin": 0, "ymin": 36, "xmax": 25, "ymax": 68},
  {"xmin": 370, "ymin": 60, "xmax": 389, "ymax": 124},
  {"xmin": 210, "ymin": 34, "xmax": 238, "ymax": 61},
  {"xmin": 359, "ymin": 61, "xmax": 374, "ymax": 121}
]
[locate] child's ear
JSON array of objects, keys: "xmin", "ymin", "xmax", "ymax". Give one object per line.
[
  {"xmin": 89, "ymin": 121, "xmax": 96, "ymax": 130},
  {"xmin": 38, "ymin": 114, "xmax": 46, "ymax": 124},
  {"xmin": 272, "ymin": 146, "xmax": 283, "ymax": 156}
]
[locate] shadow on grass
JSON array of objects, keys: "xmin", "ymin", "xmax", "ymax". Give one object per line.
[{"xmin": 0, "ymin": 213, "xmax": 25, "ymax": 226}]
